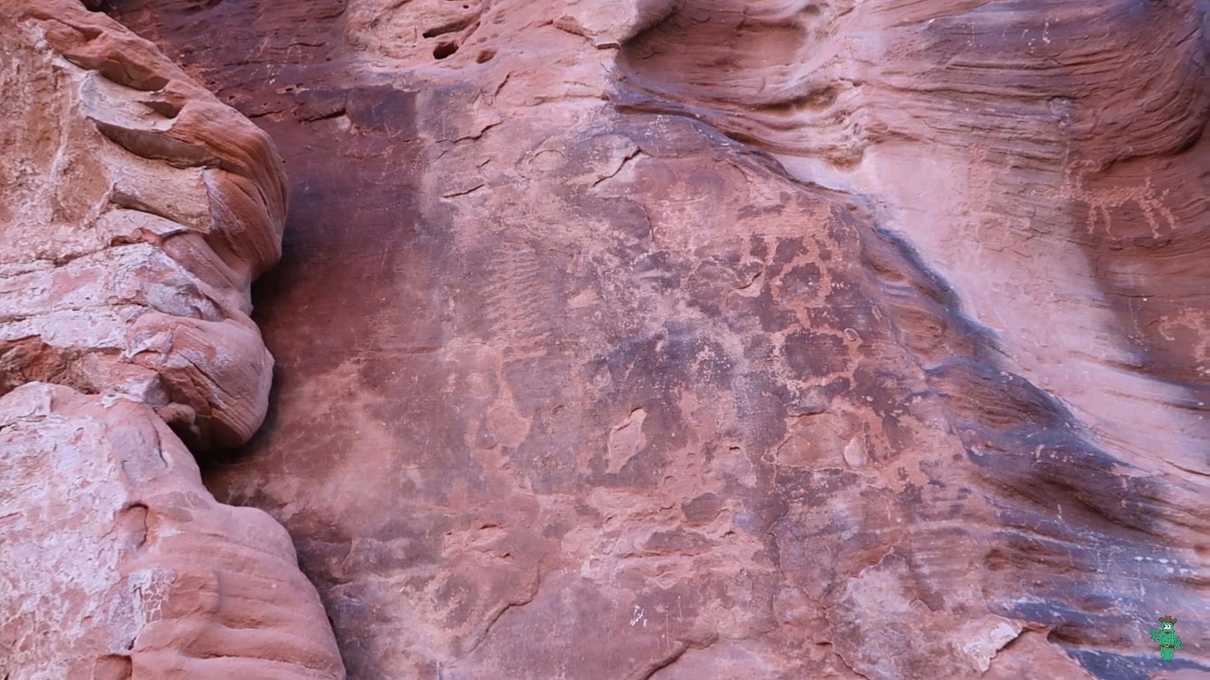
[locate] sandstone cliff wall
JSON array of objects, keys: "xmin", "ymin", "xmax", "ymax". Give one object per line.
[
  {"xmin": 0, "ymin": 2, "xmax": 345, "ymax": 677},
  {"xmin": 13, "ymin": 0, "xmax": 1207, "ymax": 678}
]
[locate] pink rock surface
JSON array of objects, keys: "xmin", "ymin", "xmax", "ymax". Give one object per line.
[
  {"xmin": 0, "ymin": 383, "xmax": 344, "ymax": 679},
  {"xmin": 3, "ymin": 0, "xmax": 1204, "ymax": 678},
  {"xmin": 0, "ymin": 2, "xmax": 343, "ymax": 677},
  {"xmin": 0, "ymin": 0, "xmax": 287, "ymax": 450},
  {"xmin": 617, "ymin": 0, "xmax": 1210, "ymax": 480}
]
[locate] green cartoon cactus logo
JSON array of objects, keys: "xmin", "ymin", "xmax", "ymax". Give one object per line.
[{"xmin": 1150, "ymin": 616, "xmax": 1182, "ymax": 662}]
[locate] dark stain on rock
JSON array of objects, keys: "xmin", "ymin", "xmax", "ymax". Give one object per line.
[
  {"xmin": 1064, "ymin": 649, "xmax": 1210, "ymax": 680},
  {"xmin": 345, "ymin": 86, "xmax": 417, "ymax": 135},
  {"xmin": 778, "ymin": 262, "xmax": 821, "ymax": 299},
  {"xmin": 681, "ymin": 492, "xmax": 723, "ymax": 526},
  {"xmin": 784, "ymin": 330, "xmax": 846, "ymax": 378}
]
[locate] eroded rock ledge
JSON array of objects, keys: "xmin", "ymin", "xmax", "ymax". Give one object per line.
[{"xmin": 0, "ymin": 1, "xmax": 344, "ymax": 677}]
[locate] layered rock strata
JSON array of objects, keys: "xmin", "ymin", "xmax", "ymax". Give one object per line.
[
  {"xmin": 1, "ymin": 0, "xmax": 286, "ymax": 450},
  {"xmin": 0, "ymin": 383, "xmax": 345, "ymax": 679},
  {"xmin": 0, "ymin": 2, "xmax": 344, "ymax": 677}
]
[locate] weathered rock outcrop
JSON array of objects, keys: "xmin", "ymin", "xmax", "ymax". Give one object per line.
[
  {"xmin": 0, "ymin": 383, "xmax": 344, "ymax": 679},
  {"xmin": 1, "ymin": 0, "xmax": 287, "ymax": 450},
  {"xmin": 44, "ymin": 0, "xmax": 1210, "ymax": 678},
  {"xmin": 0, "ymin": 2, "xmax": 344, "ymax": 677}
]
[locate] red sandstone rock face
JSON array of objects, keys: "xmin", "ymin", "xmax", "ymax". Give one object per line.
[
  {"xmin": 616, "ymin": 0, "xmax": 1210, "ymax": 479},
  {"xmin": 30, "ymin": 0, "xmax": 1210, "ymax": 678},
  {"xmin": 0, "ymin": 383, "xmax": 344, "ymax": 679},
  {"xmin": 0, "ymin": 2, "xmax": 343, "ymax": 677},
  {"xmin": 0, "ymin": 0, "xmax": 288, "ymax": 451}
]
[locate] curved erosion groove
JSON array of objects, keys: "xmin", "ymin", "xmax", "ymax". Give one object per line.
[
  {"xmin": 0, "ymin": 1, "xmax": 345, "ymax": 678},
  {"xmin": 86, "ymin": 0, "xmax": 1210, "ymax": 679}
]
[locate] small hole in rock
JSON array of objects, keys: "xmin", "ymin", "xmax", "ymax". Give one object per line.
[
  {"xmin": 142, "ymin": 100, "xmax": 182, "ymax": 118},
  {"xmin": 476, "ymin": 49, "xmax": 495, "ymax": 63},
  {"xmin": 433, "ymin": 42, "xmax": 459, "ymax": 59}
]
